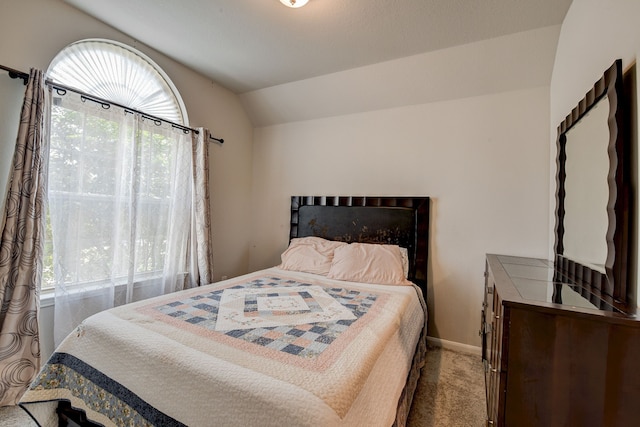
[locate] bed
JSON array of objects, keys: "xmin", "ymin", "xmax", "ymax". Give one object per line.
[{"xmin": 20, "ymin": 196, "xmax": 430, "ymax": 427}]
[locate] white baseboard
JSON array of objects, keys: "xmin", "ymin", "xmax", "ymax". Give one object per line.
[{"xmin": 427, "ymin": 336, "xmax": 482, "ymax": 356}]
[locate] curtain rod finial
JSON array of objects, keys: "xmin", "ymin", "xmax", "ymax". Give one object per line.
[{"xmin": 209, "ymin": 135, "xmax": 224, "ymax": 144}]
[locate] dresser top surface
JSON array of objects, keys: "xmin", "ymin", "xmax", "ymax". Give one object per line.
[{"xmin": 488, "ymin": 254, "xmax": 634, "ymax": 317}]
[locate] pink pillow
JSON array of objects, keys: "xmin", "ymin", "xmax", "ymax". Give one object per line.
[
  {"xmin": 279, "ymin": 237, "xmax": 347, "ymax": 275},
  {"xmin": 327, "ymin": 243, "xmax": 409, "ymax": 285}
]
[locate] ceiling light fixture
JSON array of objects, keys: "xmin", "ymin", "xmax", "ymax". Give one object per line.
[{"xmin": 280, "ymin": 0, "xmax": 309, "ymax": 8}]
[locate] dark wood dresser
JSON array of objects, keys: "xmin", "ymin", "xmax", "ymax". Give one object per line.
[{"xmin": 481, "ymin": 254, "xmax": 640, "ymax": 427}]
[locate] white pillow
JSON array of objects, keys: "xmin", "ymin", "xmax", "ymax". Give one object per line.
[
  {"xmin": 279, "ymin": 236, "xmax": 347, "ymax": 275},
  {"xmin": 327, "ymin": 243, "xmax": 410, "ymax": 285}
]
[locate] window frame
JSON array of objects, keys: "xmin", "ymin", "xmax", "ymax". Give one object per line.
[{"xmin": 42, "ymin": 39, "xmax": 190, "ymax": 295}]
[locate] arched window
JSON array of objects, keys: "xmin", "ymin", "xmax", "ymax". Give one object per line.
[
  {"xmin": 47, "ymin": 38, "xmax": 187, "ymax": 124},
  {"xmin": 44, "ymin": 40, "xmax": 202, "ymax": 344}
]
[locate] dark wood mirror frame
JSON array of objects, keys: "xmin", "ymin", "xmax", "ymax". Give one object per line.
[{"xmin": 554, "ymin": 59, "xmax": 632, "ymax": 310}]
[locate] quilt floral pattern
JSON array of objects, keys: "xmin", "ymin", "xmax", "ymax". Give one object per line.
[{"xmin": 26, "ymin": 353, "xmax": 185, "ymax": 427}]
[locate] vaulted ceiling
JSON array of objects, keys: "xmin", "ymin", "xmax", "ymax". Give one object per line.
[{"xmin": 64, "ymin": 0, "xmax": 573, "ymax": 95}]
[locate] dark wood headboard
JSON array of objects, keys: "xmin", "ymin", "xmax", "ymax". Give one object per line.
[{"xmin": 289, "ymin": 196, "xmax": 430, "ymax": 295}]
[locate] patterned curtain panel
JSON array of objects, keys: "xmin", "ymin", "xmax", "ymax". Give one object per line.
[
  {"xmin": 190, "ymin": 128, "xmax": 214, "ymax": 286},
  {"xmin": 0, "ymin": 69, "xmax": 47, "ymax": 406}
]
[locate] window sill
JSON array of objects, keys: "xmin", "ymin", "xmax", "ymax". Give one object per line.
[
  {"xmin": 38, "ymin": 272, "xmax": 188, "ymax": 309},
  {"xmin": 40, "ymin": 289, "xmax": 55, "ymax": 308}
]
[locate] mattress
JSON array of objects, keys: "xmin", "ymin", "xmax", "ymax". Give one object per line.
[{"xmin": 20, "ymin": 267, "xmax": 427, "ymax": 426}]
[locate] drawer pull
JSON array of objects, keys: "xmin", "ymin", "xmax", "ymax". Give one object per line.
[{"xmin": 487, "ymin": 420, "xmax": 495, "ymax": 425}]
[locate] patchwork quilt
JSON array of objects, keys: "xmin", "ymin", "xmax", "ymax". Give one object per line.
[{"xmin": 20, "ymin": 268, "xmax": 426, "ymax": 427}]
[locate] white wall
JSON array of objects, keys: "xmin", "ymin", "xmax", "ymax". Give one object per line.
[
  {"xmin": 550, "ymin": 0, "xmax": 640, "ymax": 304},
  {"xmin": 0, "ymin": 0, "xmax": 254, "ymax": 360},
  {"xmin": 250, "ymin": 86, "xmax": 551, "ymax": 346},
  {"xmin": 0, "ymin": 73, "xmax": 25, "ymax": 225}
]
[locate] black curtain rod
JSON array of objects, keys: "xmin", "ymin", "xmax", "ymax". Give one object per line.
[
  {"xmin": 49, "ymin": 81, "xmax": 224, "ymax": 144},
  {"xmin": 0, "ymin": 64, "xmax": 29, "ymax": 85},
  {"xmin": 0, "ymin": 63, "xmax": 223, "ymax": 144}
]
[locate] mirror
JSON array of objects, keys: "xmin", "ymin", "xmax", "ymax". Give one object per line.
[
  {"xmin": 563, "ymin": 97, "xmax": 610, "ymax": 272},
  {"xmin": 554, "ymin": 59, "xmax": 631, "ymax": 307}
]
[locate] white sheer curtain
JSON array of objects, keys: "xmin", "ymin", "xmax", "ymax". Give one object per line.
[{"xmin": 47, "ymin": 91, "xmax": 201, "ymax": 346}]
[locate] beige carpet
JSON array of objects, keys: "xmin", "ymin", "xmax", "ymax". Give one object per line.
[
  {"xmin": 0, "ymin": 346, "xmax": 486, "ymax": 426},
  {"xmin": 408, "ymin": 346, "xmax": 487, "ymax": 426}
]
